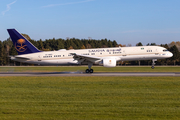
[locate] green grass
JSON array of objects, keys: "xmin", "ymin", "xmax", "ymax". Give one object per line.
[
  {"xmin": 0, "ymin": 66, "xmax": 180, "ymax": 72},
  {"xmin": 0, "ymin": 76, "xmax": 180, "ymax": 119}
]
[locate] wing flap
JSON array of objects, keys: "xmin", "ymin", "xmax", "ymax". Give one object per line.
[
  {"xmin": 71, "ymin": 53, "xmax": 101, "ymax": 59},
  {"xmin": 70, "ymin": 53, "xmax": 101, "ymax": 63}
]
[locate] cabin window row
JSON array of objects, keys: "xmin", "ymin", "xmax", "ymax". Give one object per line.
[
  {"xmin": 113, "ymin": 52, "xmax": 121, "ymax": 54},
  {"xmin": 147, "ymin": 50, "xmax": 152, "ymax": 52},
  {"xmin": 43, "ymin": 55, "xmax": 65, "ymax": 58},
  {"xmin": 83, "ymin": 53, "xmax": 90, "ymax": 55},
  {"xmin": 54, "ymin": 55, "xmax": 61, "ymax": 57},
  {"xmin": 43, "ymin": 56, "xmax": 52, "ymax": 58}
]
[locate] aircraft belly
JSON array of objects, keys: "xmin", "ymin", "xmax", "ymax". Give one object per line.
[
  {"xmin": 121, "ymin": 54, "xmax": 165, "ymax": 61},
  {"xmin": 41, "ymin": 59, "xmax": 78, "ymax": 65}
]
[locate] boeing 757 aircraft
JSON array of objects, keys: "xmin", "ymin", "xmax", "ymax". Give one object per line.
[{"xmin": 7, "ymin": 29, "xmax": 173, "ymax": 73}]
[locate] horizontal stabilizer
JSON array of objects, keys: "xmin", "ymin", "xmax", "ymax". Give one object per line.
[{"xmin": 10, "ymin": 56, "xmax": 30, "ymax": 60}]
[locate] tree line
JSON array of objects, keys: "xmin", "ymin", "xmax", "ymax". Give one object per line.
[{"xmin": 0, "ymin": 34, "xmax": 179, "ymax": 66}]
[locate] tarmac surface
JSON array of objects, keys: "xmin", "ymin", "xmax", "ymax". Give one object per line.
[{"xmin": 0, "ymin": 72, "xmax": 180, "ymax": 76}]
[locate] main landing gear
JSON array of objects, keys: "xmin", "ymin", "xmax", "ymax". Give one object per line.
[
  {"xmin": 151, "ymin": 59, "xmax": 157, "ymax": 69},
  {"xmin": 85, "ymin": 62, "xmax": 94, "ymax": 73},
  {"xmin": 85, "ymin": 69, "xmax": 94, "ymax": 73}
]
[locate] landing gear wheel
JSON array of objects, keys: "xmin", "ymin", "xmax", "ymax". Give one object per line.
[
  {"xmin": 85, "ymin": 69, "xmax": 94, "ymax": 73},
  {"xmin": 90, "ymin": 69, "xmax": 93, "ymax": 73},
  {"xmin": 151, "ymin": 66, "xmax": 155, "ymax": 69},
  {"xmin": 86, "ymin": 69, "xmax": 90, "ymax": 73}
]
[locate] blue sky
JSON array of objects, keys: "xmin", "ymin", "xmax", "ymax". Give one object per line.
[{"xmin": 0, "ymin": 0, "xmax": 180, "ymax": 46}]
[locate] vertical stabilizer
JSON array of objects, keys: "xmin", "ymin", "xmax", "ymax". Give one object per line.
[{"xmin": 7, "ymin": 29, "xmax": 41, "ymax": 55}]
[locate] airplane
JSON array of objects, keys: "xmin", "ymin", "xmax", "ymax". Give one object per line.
[{"xmin": 7, "ymin": 29, "xmax": 173, "ymax": 73}]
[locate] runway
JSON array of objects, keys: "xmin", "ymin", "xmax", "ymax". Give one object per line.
[{"xmin": 0, "ymin": 72, "xmax": 180, "ymax": 76}]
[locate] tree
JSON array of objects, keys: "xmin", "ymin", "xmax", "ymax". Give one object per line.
[
  {"xmin": 64, "ymin": 39, "xmax": 71, "ymax": 49},
  {"xmin": 118, "ymin": 44, "xmax": 123, "ymax": 47},
  {"xmin": 56, "ymin": 39, "xmax": 64, "ymax": 50},
  {"xmin": 0, "ymin": 41, "xmax": 4, "ymax": 65},
  {"xmin": 146, "ymin": 43, "xmax": 156, "ymax": 46},
  {"xmin": 81, "ymin": 45, "xmax": 86, "ymax": 49},
  {"xmin": 38, "ymin": 39, "xmax": 44, "ymax": 50},
  {"xmin": 169, "ymin": 41, "xmax": 176, "ymax": 48},
  {"xmin": 9, "ymin": 45, "xmax": 18, "ymax": 66},
  {"xmin": 68, "ymin": 46, "xmax": 73, "ymax": 50},
  {"xmin": 151, "ymin": 43, "xmax": 156, "ymax": 46},
  {"xmin": 22, "ymin": 34, "xmax": 31, "ymax": 40},
  {"xmin": 3, "ymin": 38, "xmax": 13, "ymax": 65},
  {"xmin": 136, "ymin": 42, "xmax": 143, "ymax": 46},
  {"xmin": 44, "ymin": 41, "xmax": 51, "ymax": 51},
  {"xmin": 168, "ymin": 41, "xmax": 180, "ymax": 52},
  {"xmin": 73, "ymin": 39, "xmax": 81, "ymax": 49},
  {"xmin": 51, "ymin": 38, "xmax": 56, "ymax": 50},
  {"xmin": 112, "ymin": 40, "xmax": 118, "ymax": 47},
  {"xmin": 96, "ymin": 41, "xmax": 102, "ymax": 48},
  {"xmin": 169, "ymin": 45, "xmax": 180, "ymax": 65},
  {"xmin": 70, "ymin": 38, "xmax": 77, "ymax": 49},
  {"xmin": 107, "ymin": 40, "xmax": 113, "ymax": 47},
  {"xmin": 89, "ymin": 40, "xmax": 95, "ymax": 48},
  {"xmin": 101, "ymin": 45, "xmax": 108, "ymax": 48},
  {"xmin": 86, "ymin": 44, "xmax": 92, "ymax": 49},
  {"xmin": 29, "ymin": 39, "xmax": 39, "ymax": 48},
  {"xmin": 101, "ymin": 39, "xmax": 108, "ymax": 47}
]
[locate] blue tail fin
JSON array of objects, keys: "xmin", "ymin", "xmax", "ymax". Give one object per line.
[{"xmin": 7, "ymin": 29, "xmax": 41, "ymax": 55}]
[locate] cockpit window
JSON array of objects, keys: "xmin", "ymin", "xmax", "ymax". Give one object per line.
[{"xmin": 163, "ymin": 49, "xmax": 169, "ymax": 52}]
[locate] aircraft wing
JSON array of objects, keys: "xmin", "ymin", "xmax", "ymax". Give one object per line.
[{"xmin": 70, "ymin": 53, "xmax": 101, "ymax": 63}]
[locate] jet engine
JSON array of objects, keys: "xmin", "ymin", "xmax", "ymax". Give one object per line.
[{"xmin": 102, "ymin": 58, "xmax": 116, "ymax": 67}]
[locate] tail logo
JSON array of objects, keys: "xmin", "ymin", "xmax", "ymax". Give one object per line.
[{"xmin": 15, "ymin": 39, "xmax": 27, "ymax": 52}]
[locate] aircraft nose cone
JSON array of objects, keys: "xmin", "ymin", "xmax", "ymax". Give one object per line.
[{"xmin": 169, "ymin": 52, "xmax": 173, "ymax": 57}]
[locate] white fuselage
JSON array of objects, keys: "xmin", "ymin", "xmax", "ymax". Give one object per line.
[{"xmin": 11, "ymin": 46, "xmax": 173, "ymax": 65}]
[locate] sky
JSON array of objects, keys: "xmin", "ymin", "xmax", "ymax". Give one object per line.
[{"xmin": 0, "ymin": 0, "xmax": 180, "ymax": 46}]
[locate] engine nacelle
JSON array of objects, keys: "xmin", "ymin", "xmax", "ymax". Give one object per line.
[{"xmin": 103, "ymin": 58, "xmax": 116, "ymax": 67}]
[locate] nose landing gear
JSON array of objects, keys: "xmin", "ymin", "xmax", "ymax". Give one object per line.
[{"xmin": 151, "ymin": 59, "xmax": 157, "ymax": 69}]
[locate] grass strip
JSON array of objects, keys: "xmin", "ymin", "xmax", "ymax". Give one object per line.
[{"xmin": 0, "ymin": 76, "xmax": 180, "ymax": 119}]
